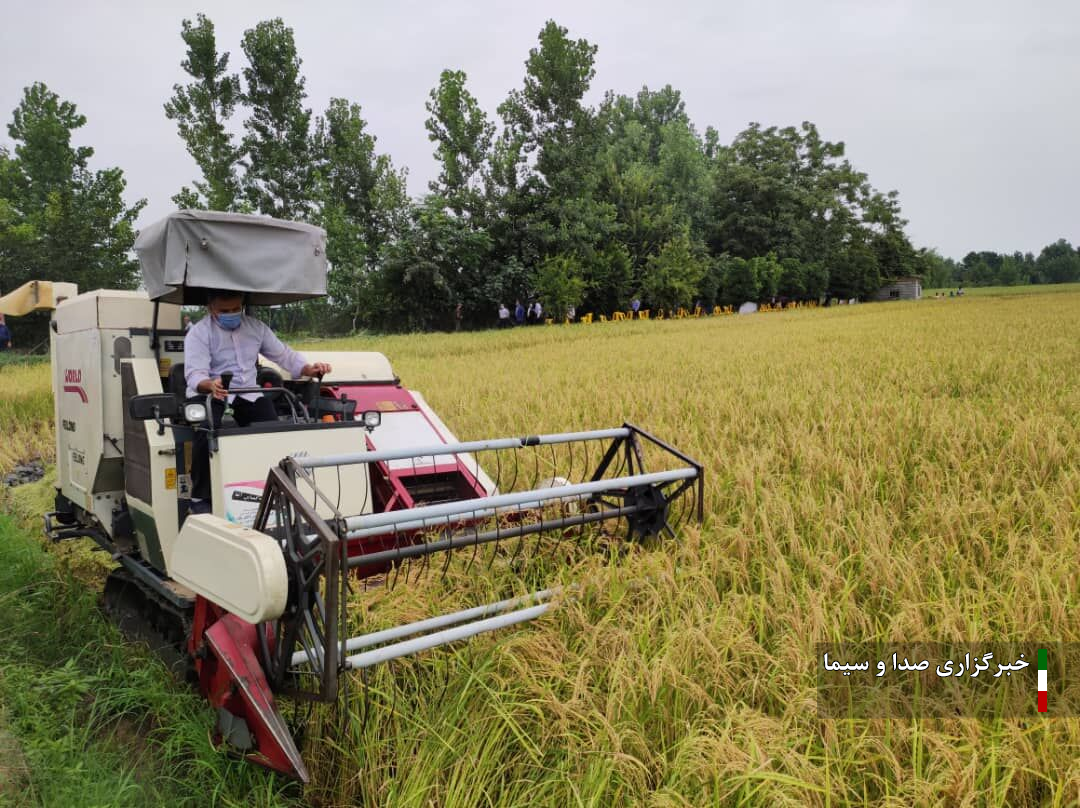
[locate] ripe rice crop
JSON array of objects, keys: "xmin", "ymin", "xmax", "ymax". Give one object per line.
[{"xmin": 1, "ymin": 289, "xmax": 1078, "ymax": 806}]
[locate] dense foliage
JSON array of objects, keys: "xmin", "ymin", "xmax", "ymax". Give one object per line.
[
  {"xmin": 3, "ymin": 16, "xmax": 1078, "ymax": 339},
  {"xmin": 0, "ymin": 83, "xmax": 145, "ymax": 347}
]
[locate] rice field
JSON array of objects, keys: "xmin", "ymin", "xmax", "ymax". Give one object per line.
[{"xmin": 1, "ymin": 288, "xmax": 1078, "ymax": 806}]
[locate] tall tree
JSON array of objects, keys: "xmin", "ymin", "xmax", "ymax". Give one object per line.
[
  {"xmin": 709, "ymin": 122, "xmax": 868, "ymax": 264},
  {"xmin": 1035, "ymin": 239, "xmax": 1080, "ymax": 284},
  {"xmin": 311, "ymin": 98, "xmax": 410, "ymax": 327},
  {"xmin": 492, "ymin": 21, "xmax": 612, "ymax": 265},
  {"xmin": 425, "ymin": 70, "xmax": 494, "ymax": 220},
  {"xmin": 5, "ymin": 82, "xmax": 92, "ymax": 210},
  {"xmin": 373, "ymin": 197, "xmax": 492, "ymax": 331},
  {"xmin": 164, "ymin": 14, "xmax": 242, "ymax": 210},
  {"xmin": 240, "ymin": 18, "xmax": 313, "ymax": 219},
  {"xmin": 534, "ymin": 254, "xmax": 586, "ymax": 320},
  {"xmin": 0, "ymin": 83, "xmax": 144, "ymax": 345},
  {"xmin": 640, "ymin": 231, "xmax": 707, "ymax": 311}
]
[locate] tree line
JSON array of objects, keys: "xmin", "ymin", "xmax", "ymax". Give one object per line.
[
  {"xmin": 918, "ymin": 244, "xmax": 1080, "ymax": 289},
  {"xmin": 2, "ymin": 16, "xmax": 1078, "ymax": 338}
]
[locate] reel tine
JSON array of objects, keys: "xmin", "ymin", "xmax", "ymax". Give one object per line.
[
  {"xmin": 358, "ymin": 665, "xmax": 371, "ymax": 737},
  {"xmin": 677, "ymin": 482, "xmax": 692, "ymax": 530},
  {"xmin": 507, "ymin": 515, "xmax": 526, "ymax": 569},
  {"xmin": 465, "ymin": 502, "xmax": 486, "ymax": 575},
  {"xmin": 358, "ymin": 461, "xmax": 369, "ymax": 517},
  {"xmin": 546, "ymin": 495, "xmax": 569, "ymax": 564},
  {"xmin": 439, "ymin": 513, "xmax": 456, "ymax": 580},
  {"xmin": 612, "ymin": 443, "xmax": 627, "ymax": 481},
  {"xmin": 506, "ymin": 445, "xmax": 520, "ymax": 494},
  {"xmin": 411, "ymin": 524, "xmax": 428, "ymax": 586},
  {"xmin": 389, "ymin": 527, "xmax": 402, "ymax": 591},
  {"xmin": 335, "ymin": 463, "xmax": 343, "ymax": 513},
  {"xmin": 531, "ymin": 490, "xmax": 546, "ymax": 560}
]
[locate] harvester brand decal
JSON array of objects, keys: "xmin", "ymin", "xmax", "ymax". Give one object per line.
[
  {"xmin": 62, "ymin": 369, "xmax": 88, "ymax": 402},
  {"xmin": 62, "ymin": 419, "xmax": 77, "ymax": 432},
  {"xmin": 163, "ymin": 339, "xmax": 185, "ymax": 352},
  {"xmin": 224, "ymin": 479, "xmax": 267, "ymax": 527}
]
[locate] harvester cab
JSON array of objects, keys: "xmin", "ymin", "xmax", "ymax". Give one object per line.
[{"xmin": 1, "ymin": 210, "xmax": 703, "ymax": 783}]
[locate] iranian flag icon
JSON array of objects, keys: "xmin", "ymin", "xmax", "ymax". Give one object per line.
[{"xmin": 1038, "ymin": 649, "xmax": 1048, "ymax": 713}]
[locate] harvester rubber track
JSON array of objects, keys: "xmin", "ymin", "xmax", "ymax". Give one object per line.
[{"xmin": 103, "ymin": 567, "xmax": 195, "ymax": 683}]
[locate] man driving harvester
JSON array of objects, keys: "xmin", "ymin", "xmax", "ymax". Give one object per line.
[{"xmin": 184, "ymin": 288, "xmax": 332, "ymax": 513}]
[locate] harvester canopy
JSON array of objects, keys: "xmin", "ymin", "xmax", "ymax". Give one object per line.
[{"xmin": 134, "ymin": 210, "xmax": 327, "ymax": 305}]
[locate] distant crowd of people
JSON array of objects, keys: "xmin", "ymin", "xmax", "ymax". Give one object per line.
[
  {"xmin": 497, "ymin": 300, "xmax": 547, "ymax": 327},
  {"xmin": 932, "ymin": 287, "xmax": 966, "ymax": 299},
  {"xmin": 496, "ymin": 297, "xmax": 643, "ymax": 328}
]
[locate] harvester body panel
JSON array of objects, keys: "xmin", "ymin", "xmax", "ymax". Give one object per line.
[
  {"xmin": 170, "ymin": 515, "xmax": 288, "ymax": 624},
  {"xmin": 50, "ymin": 290, "xmax": 182, "ymax": 537},
  {"xmin": 209, "ymin": 424, "xmax": 374, "ymax": 527},
  {"xmin": 121, "ymin": 356, "xmax": 182, "ymax": 568}
]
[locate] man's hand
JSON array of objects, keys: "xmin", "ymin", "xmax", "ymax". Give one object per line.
[
  {"xmin": 301, "ymin": 362, "xmax": 332, "ymax": 378},
  {"xmin": 196, "ymin": 377, "xmax": 228, "ymax": 400}
]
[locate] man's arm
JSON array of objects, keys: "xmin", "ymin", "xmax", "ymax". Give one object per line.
[
  {"xmin": 257, "ymin": 321, "xmax": 330, "ymax": 379},
  {"xmin": 184, "ymin": 325, "xmax": 226, "ymax": 399}
]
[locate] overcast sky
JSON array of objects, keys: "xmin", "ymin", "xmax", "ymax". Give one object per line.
[{"xmin": 1, "ymin": 0, "xmax": 1076, "ymax": 259}]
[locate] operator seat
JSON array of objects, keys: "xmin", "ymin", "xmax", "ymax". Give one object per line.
[
  {"xmin": 168, "ymin": 363, "xmax": 188, "ymax": 408},
  {"xmin": 167, "ymin": 362, "xmax": 237, "ymax": 428}
]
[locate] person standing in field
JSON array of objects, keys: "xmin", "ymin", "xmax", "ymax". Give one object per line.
[
  {"xmin": 0, "ymin": 314, "xmax": 11, "ymax": 350},
  {"xmin": 498, "ymin": 303, "xmax": 510, "ymax": 328},
  {"xmin": 532, "ymin": 301, "xmax": 543, "ymax": 323},
  {"xmin": 631, "ymin": 297, "xmax": 641, "ymax": 316},
  {"xmin": 514, "ymin": 300, "xmax": 525, "ymax": 326},
  {"xmin": 183, "ymin": 315, "xmax": 193, "ymax": 333}
]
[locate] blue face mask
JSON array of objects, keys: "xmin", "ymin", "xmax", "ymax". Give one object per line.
[{"xmin": 217, "ymin": 312, "xmax": 243, "ymax": 331}]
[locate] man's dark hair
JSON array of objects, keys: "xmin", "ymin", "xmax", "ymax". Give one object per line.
[{"xmin": 206, "ymin": 288, "xmax": 245, "ymax": 305}]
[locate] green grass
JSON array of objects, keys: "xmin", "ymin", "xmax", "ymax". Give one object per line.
[
  {"xmin": 0, "ymin": 354, "xmax": 49, "ymax": 369},
  {"xmin": 0, "ymin": 507, "xmax": 302, "ymax": 807},
  {"xmin": 923, "ymin": 281, "xmax": 1080, "ymax": 297}
]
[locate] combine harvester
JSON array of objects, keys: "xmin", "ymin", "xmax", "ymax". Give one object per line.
[{"xmin": 0, "ymin": 211, "xmax": 702, "ymax": 782}]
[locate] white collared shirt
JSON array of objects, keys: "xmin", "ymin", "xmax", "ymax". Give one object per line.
[{"xmin": 183, "ymin": 314, "xmax": 307, "ymax": 401}]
